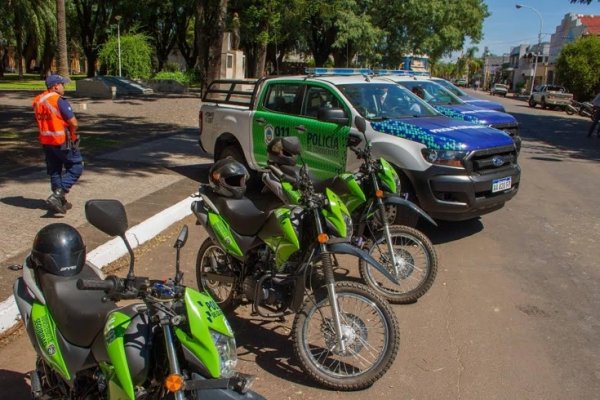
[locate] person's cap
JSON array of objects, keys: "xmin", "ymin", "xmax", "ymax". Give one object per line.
[{"xmin": 45, "ymin": 74, "xmax": 70, "ymax": 88}]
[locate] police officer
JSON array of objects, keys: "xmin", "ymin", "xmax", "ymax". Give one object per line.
[{"xmin": 33, "ymin": 74, "xmax": 83, "ymax": 214}]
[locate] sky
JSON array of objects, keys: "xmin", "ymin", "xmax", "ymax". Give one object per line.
[{"xmin": 450, "ymin": 0, "xmax": 598, "ymax": 60}]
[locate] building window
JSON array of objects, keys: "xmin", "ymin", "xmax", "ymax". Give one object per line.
[{"xmin": 227, "ymin": 54, "xmax": 233, "ymax": 69}]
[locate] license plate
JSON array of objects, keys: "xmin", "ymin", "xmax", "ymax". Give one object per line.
[{"xmin": 492, "ymin": 177, "xmax": 512, "ymax": 193}]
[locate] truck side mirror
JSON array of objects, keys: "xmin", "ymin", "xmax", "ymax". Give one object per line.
[{"xmin": 317, "ymin": 107, "xmax": 349, "ymax": 125}]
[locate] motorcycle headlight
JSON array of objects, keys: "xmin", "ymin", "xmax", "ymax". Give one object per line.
[
  {"xmin": 210, "ymin": 330, "xmax": 237, "ymax": 378},
  {"xmin": 421, "ymin": 149, "xmax": 467, "ymax": 168}
]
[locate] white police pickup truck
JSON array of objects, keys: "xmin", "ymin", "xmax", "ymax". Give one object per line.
[{"xmin": 198, "ymin": 69, "xmax": 520, "ymax": 222}]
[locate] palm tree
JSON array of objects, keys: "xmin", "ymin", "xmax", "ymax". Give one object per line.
[
  {"xmin": 56, "ymin": 0, "xmax": 68, "ymax": 77},
  {"xmin": 8, "ymin": 0, "xmax": 55, "ymax": 78}
]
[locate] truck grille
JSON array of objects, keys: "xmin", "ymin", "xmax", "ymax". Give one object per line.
[{"xmin": 466, "ymin": 145, "xmax": 518, "ymax": 174}]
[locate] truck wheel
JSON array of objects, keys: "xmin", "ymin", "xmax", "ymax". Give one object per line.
[
  {"xmin": 219, "ymin": 145, "xmax": 261, "ymax": 192},
  {"xmin": 387, "ymin": 171, "xmax": 419, "ymax": 228},
  {"xmin": 528, "ymin": 98, "xmax": 536, "ymax": 108}
]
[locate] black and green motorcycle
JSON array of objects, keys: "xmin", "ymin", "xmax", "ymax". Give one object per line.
[
  {"xmin": 192, "ymin": 159, "xmax": 400, "ymax": 391},
  {"xmin": 262, "ymin": 116, "xmax": 438, "ymax": 304},
  {"xmin": 14, "ymin": 199, "xmax": 264, "ymax": 400}
]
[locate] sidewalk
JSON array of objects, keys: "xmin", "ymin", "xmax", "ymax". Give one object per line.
[{"xmin": 0, "ymin": 129, "xmax": 213, "ymax": 333}]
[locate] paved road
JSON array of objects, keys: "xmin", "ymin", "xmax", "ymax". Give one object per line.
[{"xmin": 1, "ymin": 91, "xmax": 599, "ymax": 399}]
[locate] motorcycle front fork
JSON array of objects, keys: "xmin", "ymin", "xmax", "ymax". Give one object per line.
[
  {"xmin": 376, "ymin": 198, "xmax": 400, "ymax": 278},
  {"xmin": 314, "ymin": 212, "xmax": 347, "ymax": 354},
  {"xmin": 163, "ymin": 323, "xmax": 186, "ymax": 400}
]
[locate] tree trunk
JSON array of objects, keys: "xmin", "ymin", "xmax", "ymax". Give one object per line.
[
  {"xmin": 254, "ymin": 42, "xmax": 267, "ymax": 78},
  {"xmin": 205, "ymin": 0, "xmax": 228, "ymax": 87},
  {"xmin": 56, "ymin": 0, "xmax": 69, "ymax": 77}
]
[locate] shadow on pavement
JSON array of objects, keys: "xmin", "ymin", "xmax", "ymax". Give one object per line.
[
  {"xmin": 511, "ymin": 110, "xmax": 600, "ymax": 162},
  {"xmin": 0, "ymin": 369, "xmax": 30, "ymax": 399},
  {"xmin": 228, "ymin": 314, "xmax": 321, "ymax": 389},
  {"xmin": 418, "ymin": 218, "xmax": 484, "ymax": 245}
]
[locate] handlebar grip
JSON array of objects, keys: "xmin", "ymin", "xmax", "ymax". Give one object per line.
[{"xmin": 77, "ymin": 278, "xmax": 117, "ymax": 291}]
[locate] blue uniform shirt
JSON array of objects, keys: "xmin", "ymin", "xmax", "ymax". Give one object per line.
[{"xmin": 57, "ymin": 97, "xmax": 75, "ymax": 120}]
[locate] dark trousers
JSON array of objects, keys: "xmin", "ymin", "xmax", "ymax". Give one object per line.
[
  {"xmin": 43, "ymin": 145, "xmax": 83, "ymax": 192},
  {"xmin": 589, "ymin": 108, "xmax": 600, "ymax": 137}
]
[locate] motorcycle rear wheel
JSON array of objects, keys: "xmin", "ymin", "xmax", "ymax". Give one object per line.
[
  {"xmin": 195, "ymin": 238, "xmax": 239, "ymax": 311},
  {"xmin": 359, "ymin": 225, "xmax": 438, "ymax": 304},
  {"xmin": 292, "ymin": 281, "xmax": 400, "ymax": 391}
]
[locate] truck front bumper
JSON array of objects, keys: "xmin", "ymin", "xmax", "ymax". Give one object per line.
[{"xmin": 406, "ymin": 147, "xmax": 521, "ymax": 221}]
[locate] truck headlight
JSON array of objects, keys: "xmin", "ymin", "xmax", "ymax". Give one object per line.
[
  {"xmin": 211, "ymin": 330, "xmax": 238, "ymax": 378},
  {"xmin": 421, "ymin": 149, "xmax": 467, "ymax": 168}
]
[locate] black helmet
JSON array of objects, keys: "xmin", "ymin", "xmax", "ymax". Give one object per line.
[
  {"xmin": 267, "ymin": 137, "xmax": 301, "ymax": 166},
  {"xmin": 209, "ymin": 157, "xmax": 250, "ymax": 198},
  {"xmin": 31, "ymin": 223, "xmax": 86, "ymax": 276}
]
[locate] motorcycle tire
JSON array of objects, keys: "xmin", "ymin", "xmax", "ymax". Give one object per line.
[
  {"xmin": 358, "ymin": 225, "xmax": 438, "ymax": 304},
  {"xmin": 565, "ymin": 107, "xmax": 575, "ymax": 115},
  {"xmin": 292, "ymin": 281, "xmax": 400, "ymax": 391},
  {"xmin": 195, "ymin": 238, "xmax": 240, "ymax": 312}
]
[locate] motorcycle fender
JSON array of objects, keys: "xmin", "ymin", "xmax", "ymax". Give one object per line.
[
  {"xmin": 383, "ymin": 194, "xmax": 437, "ymax": 226},
  {"xmin": 104, "ymin": 310, "xmax": 136, "ymax": 400},
  {"xmin": 176, "ymin": 288, "xmax": 236, "ymax": 379},
  {"xmin": 30, "ymin": 302, "xmax": 71, "ymax": 381},
  {"xmin": 326, "ymin": 243, "xmax": 399, "ymax": 284}
]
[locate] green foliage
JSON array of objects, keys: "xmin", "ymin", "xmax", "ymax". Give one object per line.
[
  {"xmin": 556, "ymin": 36, "xmax": 600, "ymax": 100},
  {"xmin": 153, "ymin": 70, "xmax": 190, "ymax": 85},
  {"xmin": 98, "ymin": 33, "xmax": 153, "ymax": 79}
]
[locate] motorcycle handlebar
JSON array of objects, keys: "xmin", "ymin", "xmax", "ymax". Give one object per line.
[{"xmin": 77, "ymin": 276, "xmax": 120, "ymax": 292}]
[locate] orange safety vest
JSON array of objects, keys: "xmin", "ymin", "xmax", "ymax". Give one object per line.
[{"xmin": 32, "ymin": 91, "xmax": 71, "ymax": 145}]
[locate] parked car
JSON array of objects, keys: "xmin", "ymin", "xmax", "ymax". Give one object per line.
[
  {"xmin": 455, "ymin": 78, "xmax": 468, "ymax": 87},
  {"xmin": 490, "ymin": 83, "xmax": 509, "ymax": 97},
  {"xmin": 528, "ymin": 85, "xmax": 573, "ymax": 110}
]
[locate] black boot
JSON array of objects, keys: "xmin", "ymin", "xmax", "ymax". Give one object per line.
[{"xmin": 46, "ymin": 188, "xmax": 68, "ymax": 214}]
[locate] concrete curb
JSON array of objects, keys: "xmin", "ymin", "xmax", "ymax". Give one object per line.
[{"xmin": 0, "ymin": 195, "xmax": 195, "ymax": 334}]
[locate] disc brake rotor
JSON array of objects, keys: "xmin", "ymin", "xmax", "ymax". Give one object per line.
[{"xmin": 321, "ymin": 314, "xmax": 368, "ymax": 355}]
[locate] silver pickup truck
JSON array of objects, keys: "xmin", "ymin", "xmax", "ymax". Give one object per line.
[{"xmin": 528, "ymin": 85, "xmax": 573, "ymax": 109}]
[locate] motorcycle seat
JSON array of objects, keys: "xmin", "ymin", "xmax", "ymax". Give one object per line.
[
  {"xmin": 37, "ymin": 264, "xmax": 117, "ymax": 348},
  {"xmin": 206, "ymin": 191, "xmax": 271, "ymax": 236}
]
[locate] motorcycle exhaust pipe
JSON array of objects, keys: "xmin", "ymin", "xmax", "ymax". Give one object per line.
[{"xmin": 30, "ymin": 369, "xmax": 42, "ymax": 399}]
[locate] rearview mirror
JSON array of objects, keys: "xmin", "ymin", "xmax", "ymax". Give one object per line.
[
  {"xmin": 85, "ymin": 199, "xmax": 129, "ymax": 237},
  {"xmin": 318, "ymin": 107, "xmax": 349, "ymax": 125},
  {"xmin": 354, "ymin": 115, "xmax": 367, "ymax": 134}
]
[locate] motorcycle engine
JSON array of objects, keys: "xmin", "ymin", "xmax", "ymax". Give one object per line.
[{"xmin": 242, "ymin": 274, "xmax": 292, "ymax": 307}]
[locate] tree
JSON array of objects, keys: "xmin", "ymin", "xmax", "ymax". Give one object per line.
[
  {"xmin": 56, "ymin": 0, "xmax": 69, "ymax": 77},
  {"xmin": 371, "ymin": 0, "xmax": 489, "ymax": 67},
  {"xmin": 98, "ymin": 33, "xmax": 152, "ymax": 79},
  {"xmin": 555, "ymin": 35, "xmax": 600, "ymax": 100},
  {"xmin": 71, "ymin": 0, "xmax": 119, "ymax": 77},
  {"xmin": 3, "ymin": 0, "xmax": 55, "ymax": 78},
  {"xmin": 193, "ymin": 0, "xmax": 228, "ymax": 89}
]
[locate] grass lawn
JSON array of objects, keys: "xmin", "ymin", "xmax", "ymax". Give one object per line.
[{"xmin": 0, "ymin": 73, "xmax": 83, "ymax": 91}]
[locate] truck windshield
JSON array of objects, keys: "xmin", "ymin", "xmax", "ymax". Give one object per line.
[
  {"xmin": 337, "ymin": 83, "xmax": 438, "ymax": 120},
  {"xmin": 433, "ymin": 79, "xmax": 468, "ymax": 98},
  {"xmin": 397, "ymin": 81, "xmax": 464, "ymax": 106}
]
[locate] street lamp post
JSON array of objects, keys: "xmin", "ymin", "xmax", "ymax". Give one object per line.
[
  {"xmin": 115, "ymin": 15, "xmax": 122, "ymax": 77},
  {"xmin": 516, "ymin": 4, "xmax": 543, "ymax": 96}
]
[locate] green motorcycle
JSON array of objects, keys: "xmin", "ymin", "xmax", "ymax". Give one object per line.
[
  {"xmin": 192, "ymin": 158, "xmax": 400, "ymax": 391},
  {"xmin": 13, "ymin": 199, "xmax": 264, "ymax": 400},
  {"xmin": 262, "ymin": 116, "xmax": 438, "ymax": 304}
]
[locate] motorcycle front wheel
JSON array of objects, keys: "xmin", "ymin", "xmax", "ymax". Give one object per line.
[
  {"xmin": 195, "ymin": 238, "xmax": 239, "ymax": 311},
  {"xmin": 359, "ymin": 225, "xmax": 438, "ymax": 304},
  {"xmin": 292, "ymin": 281, "xmax": 400, "ymax": 391}
]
